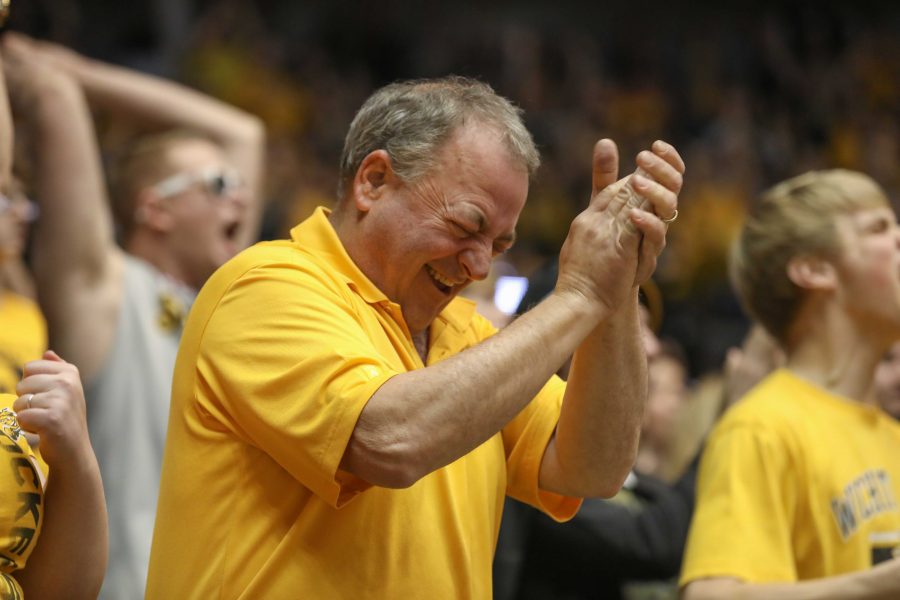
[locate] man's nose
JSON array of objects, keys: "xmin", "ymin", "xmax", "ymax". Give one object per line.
[{"xmin": 459, "ymin": 242, "xmax": 492, "ymax": 281}]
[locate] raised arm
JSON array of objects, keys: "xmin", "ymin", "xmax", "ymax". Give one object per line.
[
  {"xmin": 542, "ymin": 139, "xmax": 684, "ymax": 496},
  {"xmin": 2, "ymin": 35, "xmax": 123, "ymax": 381},
  {"xmin": 31, "ymin": 37, "xmax": 266, "ymax": 247},
  {"xmin": 0, "ymin": 53, "xmax": 11, "ymax": 185},
  {"xmin": 340, "ymin": 139, "xmax": 683, "ymax": 497}
]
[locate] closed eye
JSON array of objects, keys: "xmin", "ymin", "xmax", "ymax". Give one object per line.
[{"xmin": 450, "ymin": 221, "xmax": 477, "ymax": 238}]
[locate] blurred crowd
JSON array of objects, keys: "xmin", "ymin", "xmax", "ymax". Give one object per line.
[
  {"xmin": 12, "ymin": 0, "xmax": 900, "ymax": 377},
  {"xmin": 2, "ymin": 1, "xmax": 899, "ymax": 599}
]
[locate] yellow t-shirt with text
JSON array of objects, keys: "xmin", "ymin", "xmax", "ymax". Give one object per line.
[
  {"xmin": 147, "ymin": 207, "xmax": 578, "ymax": 599},
  {"xmin": 681, "ymin": 370, "xmax": 900, "ymax": 586}
]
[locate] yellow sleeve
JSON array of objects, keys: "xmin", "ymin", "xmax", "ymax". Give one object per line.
[
  {"xmin": 195, "ymin": 263, "xmax": 399, "ymax": 509},
  {"xmin": 502, "ymin": 375, "xmax": 581, "ymax": 522},
  {"xmin": 680, "ymin": 420, "xmax": 799, "ymax": 585}
]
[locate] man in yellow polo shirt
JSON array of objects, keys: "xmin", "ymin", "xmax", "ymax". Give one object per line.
[{"xmin": 146, "ymin": 77, "xmax": 684, "ymax": 599}]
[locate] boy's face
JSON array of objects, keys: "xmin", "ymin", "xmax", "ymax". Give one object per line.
[
  {"xmin": 831, "ymin": 206, "xmax": 900, "ymax": 343},
  {"xmin": 874, "ymin": 342, "xmax": 900, "ymax": 420}
]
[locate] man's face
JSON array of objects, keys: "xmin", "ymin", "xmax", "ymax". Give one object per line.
[
  {"xmin": 832, "ymin": 205, "xmax": 900, "ymax": 342},
  {"xmin": 153, "ymin": 139, "xmax": 248, "ymax": 289},
  {"xmin": 874, "ymin": 342, "xmax": 900, "ymax": 420},
  {"xmin": 358, "ymin": 124, "xmax": 529, "ymax": 336}
]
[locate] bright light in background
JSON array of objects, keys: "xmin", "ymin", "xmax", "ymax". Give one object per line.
[{"xmin": 494, "ymin": 276, "xmax": 529, "ymax": 315}]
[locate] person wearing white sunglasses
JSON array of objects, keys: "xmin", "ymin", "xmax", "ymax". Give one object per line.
[{"xmin": 2, "ymin": 32, "xmax": 264, "ymax": 600}]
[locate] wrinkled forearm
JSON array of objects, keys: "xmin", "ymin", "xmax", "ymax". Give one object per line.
[
  {"xmin": 341, "ymin": 289, "xmax": 612, "ymax": 488},
  {"xmin": 541, "ymin": 289, "xmax": 646, "ymax": 497}
]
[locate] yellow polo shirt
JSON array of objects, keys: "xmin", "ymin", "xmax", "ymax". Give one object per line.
[{"xmin": 147, "ymin": 207, "xmax": 578, "ymax": 599}]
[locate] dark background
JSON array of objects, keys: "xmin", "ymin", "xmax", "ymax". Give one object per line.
[{"xmin": 8, "ymin": 0, "xmax": 900, "ymax": 376}]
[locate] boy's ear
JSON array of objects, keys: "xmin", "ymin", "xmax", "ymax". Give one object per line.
[
  {"xmin": 134, "ymin": 188, "xmax": 174, "ymax": 233},
  {"xmin": 786, "ymin": 255, "xmax": 837, "ymax": 291}
]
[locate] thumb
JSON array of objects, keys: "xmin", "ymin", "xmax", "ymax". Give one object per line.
[{"xmin": 591, "ymin": 138, "xmax": 619, "ymax": 197}]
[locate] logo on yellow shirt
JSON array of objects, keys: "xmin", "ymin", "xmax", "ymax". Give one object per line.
[{"xmin": 830, "ymin": 469, "xmax": 898, "ymax": 541}]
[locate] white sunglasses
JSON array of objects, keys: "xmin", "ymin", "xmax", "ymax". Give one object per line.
[
  {"xmin": 152, "ymin": 167, "xmax": 244, "ymax": 199},
  {"xmin": 0, "ymin": 192, "xmax": 40, "ymax": 223}
]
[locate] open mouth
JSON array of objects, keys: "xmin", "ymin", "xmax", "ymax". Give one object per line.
[
  {"xmin": 223, "ymin": 220, "xmax": 241, "ymax": 242},
  {"xmin": 425, "ymin": 264, "xmax": 456, "ymax": 294}
]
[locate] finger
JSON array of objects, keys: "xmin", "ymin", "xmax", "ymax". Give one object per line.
[
  {"xmin": 12, "ymin": 392, "xmax": 43, "ymax": 413},
  {"xmin": 15, "ymin": 374, "xmax": 60, "ymax": 397},
  {"xmin": 637, "ymin": 150, "xmax": 684, "ymax": 195},
  {"xmin": 22, "ymin": 359, "xmax": 68, "ymax": 377},
  {"xmin": 12, "ymin": 408, "xmax": 50, "ymax": 435},
  {"xmin": 632, "ymin": 176, "xmax": 678, "ymax": 222},
  {"xmin": 631, "ymin": 209, "xmax": 668, "ymax": 245},
  {"xmin": 591, "ymin": 139, "xmax": 619, "ymax": 197},
  {"xmin": 651, "ymin": 140, "xmax": 686, "ymax": 175}
]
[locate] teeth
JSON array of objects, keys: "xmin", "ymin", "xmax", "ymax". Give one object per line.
[{"xmin": 426, "ymin": 265, "xmax": 456, "ymax": 288}]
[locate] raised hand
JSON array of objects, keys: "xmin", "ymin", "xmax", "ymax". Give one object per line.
[
  {"xmin": 13, "ymin": 351, "xmax": 92, "ymax": 469},
  {"xmin": 556, "ymin": 139, "xmax": 684, "ymax": 314}
]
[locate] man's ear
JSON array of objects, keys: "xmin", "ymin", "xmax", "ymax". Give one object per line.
[
  {"xmin": 134, "ymin": 188, "xmax": 174, "ymax": 233},
  {"xmin": 786, "ymin": 254, "xmax": 837, "ymax": 291},
  {"xmin": 352, "ymin": 150, "xmax": 395, "ymax": 212}
]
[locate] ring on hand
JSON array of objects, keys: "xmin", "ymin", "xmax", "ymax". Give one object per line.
[
  {"xmin": 24, "ymin": 393, "xmax": 34, "ymax": 410},
  {"xmin": 661, "ymin": 209, "xmax": 679, "ymax": 224}
]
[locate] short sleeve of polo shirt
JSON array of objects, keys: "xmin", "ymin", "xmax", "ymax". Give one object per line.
[
  {"xmin": 680, "ymin": 419, "xmax": 798, "ymax": 585},
  {"xmin": 194, "ymin": 259, "xmax": 398, "ymax": 509},
  {"xmin": 502, "ymin": 374, "xmax": 580, "ymax": 521}
]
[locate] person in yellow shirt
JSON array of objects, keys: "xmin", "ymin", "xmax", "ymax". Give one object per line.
[
  {"xmin": 147, "ymin": 77, "xmax": 685, "ymax": 598},
  {"xmin": 681, "ymin": 170, "xmax": 900, "ymax": 599}
]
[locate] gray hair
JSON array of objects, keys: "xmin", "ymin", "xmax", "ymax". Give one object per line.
[{"xmin": 337, "ymin": 76, "xmax": 540, "ymax": 200}]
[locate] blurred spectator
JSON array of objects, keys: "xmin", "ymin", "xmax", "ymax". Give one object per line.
[
  {"xmin": 3, "ymin": 32, "xmax": 264, "ymax": 600},
  {"xmin": 682, "ymin": 170, "xmax": 900, "ymax": 598},
  {"xmin": 1, "ymin": 48, "xmax": 107, "ymax": 600},
  {"xmin": 874, "ymin": 341, "xmax": 900, "ymax": 421}
]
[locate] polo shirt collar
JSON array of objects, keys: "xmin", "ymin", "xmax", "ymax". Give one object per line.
[{"xmin": 290, "ymin": 206, "xmax": 388, "ymax": 305}]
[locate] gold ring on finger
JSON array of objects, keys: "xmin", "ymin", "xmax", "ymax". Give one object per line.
[{"xmin": 662, "ymin": 209, "xmax": 678, "ymax": 224}]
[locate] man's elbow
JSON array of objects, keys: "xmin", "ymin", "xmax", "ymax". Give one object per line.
[
  {"xmin": 581, "ymin": 469, "xmax": 630, "ymax": 499},
  {"xmin": 552, "ymin": 461, "xmax": 632, "ymax": 499},
  {"xmin": 341, "ymin": 432, "xmax": 432, "ymax": 489}
]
